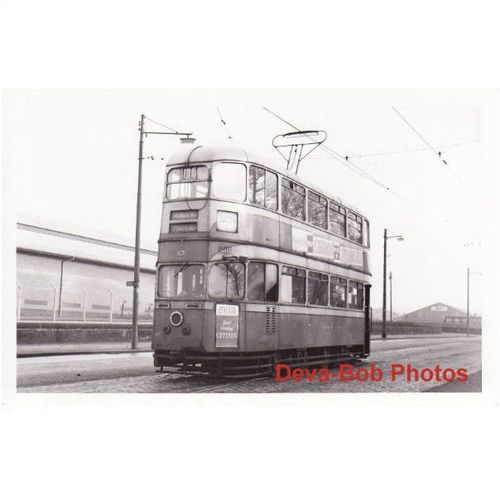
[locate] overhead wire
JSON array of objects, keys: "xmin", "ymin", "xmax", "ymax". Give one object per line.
[
  {"xmin": 262, "ymin": 106, "xmax": 420, "ymax": 211},
  {"xmin": 262, "ymin": 106, "xmax": 480, "ymax": 246},
  {"xmin": 344, "ymin": 140, "xmax": 477, "ymax": 160},
  {"xmin": 391, "ymin": 106, "xmax": 462, "ymax": 181},
  {"xmin": 216, "ymin": 107, "xmax": 232, "ymax": 139}
]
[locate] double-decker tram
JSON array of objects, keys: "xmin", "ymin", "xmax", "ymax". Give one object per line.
[{"xmin": 152, "ymin": 138, "xmax": 371, "ymax": 377}]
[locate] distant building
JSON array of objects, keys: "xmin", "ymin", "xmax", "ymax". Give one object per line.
[
  {"xmin": 442, "ymin": 315, "xmax": 482, "ymax": 332},
  {"xmin": 398, "ymin": 302, "xmax": 466, "ymax": 325}
]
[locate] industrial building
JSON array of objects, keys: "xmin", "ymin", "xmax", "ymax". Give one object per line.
[
  {"xmin": 398, "ymin": 302, "xmax": 480, "ymax": 326},
  {"xmin": 16, "ymin": 216, "xmax": 157, "ymax": 322}
]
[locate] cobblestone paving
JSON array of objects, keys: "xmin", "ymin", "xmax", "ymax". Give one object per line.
[{"xmin": 18, "ymin": 336, "xmax": 481, "ymax": 393}]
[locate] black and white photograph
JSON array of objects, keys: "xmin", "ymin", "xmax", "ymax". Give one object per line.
[{"xmin": 6, "ymin": 89, "xmax": 491, "ymax": 393}]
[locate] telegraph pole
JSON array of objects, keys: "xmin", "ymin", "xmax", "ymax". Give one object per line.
[
  {"xmin": 131, "ymin": 114, "xmax": 145, "ymax": 349},
  {"xmin": 466, "ymin": 267, "xmax": 470, "ymax": 338},
  {"xmin": 382, "ymin": 230, "xmax": 404, "ymax": 339},
  {"xmin": 389, "ymin": 271, "xmax": 393, "ymax": 323},
  {"xmin": 382, "ymin": 229, "xmax": 388, "ymax": 339},
  {"xmin": 130, "ymin": 114, "xmax": 195, "ymax": 349}
]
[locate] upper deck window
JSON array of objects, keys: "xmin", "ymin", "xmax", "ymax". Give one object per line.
[
  {"xmin": 347, "ymin": 212, "xmax": 363, "ymax": 244},
  {"xmin": 166, "ymin": 166, "xmax": 209, "ymax": 200},
  {"xmin": 208, "ymin": 261, "xmax": 245, "ymax": 300},
  {"xmin": 329, "ymin": 203, "xmax": 346, "ymax": 237},
  {"xmin": 212, "ymin": 162, "xmax": 246, "ymax": 202},
  {"xmin": 281, "ymin": 179, "xmax": 306, "ymax": 221},
  {"xmin": 158, "ymin": 264, "xmax": 205, "ymax": 299},
  {"xmin": 248, "ymin": 165, "xmax": 278, "ymax": 211},
  {"xmin": 308, "ymin": 191, "xmax": 328, "ymax": 230}
]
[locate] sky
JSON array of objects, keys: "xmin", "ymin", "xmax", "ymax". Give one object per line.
[{"xmin": 4, "ymin": 89, "xmax": 492, "ymax": 315}]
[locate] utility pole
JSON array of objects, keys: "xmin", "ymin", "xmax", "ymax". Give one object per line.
[
  {"xmin": 130, "ymin": 114, "xmax": 195, "ymax": 350},
  {"xmin": 389, "ymin": 271, "xmax": 393, "ymax": 323},
  {"xmin": 131, "ymin": 114, "xmax": 145, "ymax": 349},
  {"xmin": 466, "ymin": 267, "xmax": 470, "ymax": 338},
  {"xmin": 382, "ymin": 230, "xmax": 404, "ymax": 339},
  {"xmin": 382, "ymin": 229, "xmax": 388, "ymax": 339}
]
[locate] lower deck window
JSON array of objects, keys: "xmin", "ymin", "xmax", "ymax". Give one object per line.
[
  {"xmin": 308, "ymin": 271, "xmax": 328, "ymax": 306},
  {"xmin": 349, "ymin": 280, "xmax": 364, "ymax": 309},
  {"xmin": 208, "ymin": 262, "xmax": 245, "ymax": 299},
  {"xmin": 330, "ymin": 277, "xmax": 347, "ymax": 308},
  {"xmin": 281, "ymin": 266, "xmax": 306, "ymax": 304},
  {"xmin": 248, "ymin": 262, "xmax": 278, "ymax": 302},
  {"xmin": 158, "ymin": 264, "xmax": 205, "ymax": 298}
]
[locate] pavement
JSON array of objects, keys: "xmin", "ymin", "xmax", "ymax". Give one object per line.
[
  {"xmin": 16, "ymin": 334, "xmax": 482, "ymax": 393},
  {"xmin": 17, "ymin": 341, "xmax": 152, "ymax": 357}
]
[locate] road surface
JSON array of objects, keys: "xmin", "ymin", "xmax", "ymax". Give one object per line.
[{"xmin": 17, "ymin": 334, "xmax": 481, "ymax": 393}]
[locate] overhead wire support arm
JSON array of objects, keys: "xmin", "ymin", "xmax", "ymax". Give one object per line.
[
  {"xmin": 144, "ymin": 130, "xmax": 194, "ymax": 137},
  {"xmin": 143, "ymin": 115, "xmax": 179, "ymax": 133},
  {"xmin": 142, "ymin": 115, "xmax": 195, "ymax": 142}
]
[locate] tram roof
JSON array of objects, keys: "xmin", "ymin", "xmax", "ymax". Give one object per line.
[{"xmin": 167, "ymin": 143, "xmax": 365, "ymax": 217}]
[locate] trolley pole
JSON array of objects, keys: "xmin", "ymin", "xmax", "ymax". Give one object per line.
[
  {"xmin": 466, "ymin": 267, "xmax": 470, "ymax": 338},
  {"xmin": 382, "ymin": 229, "xmax": 388, "ymax": 339},
  {"xmin": 131, "ymin": 114, "xmax": 145, "ymax": 350}
]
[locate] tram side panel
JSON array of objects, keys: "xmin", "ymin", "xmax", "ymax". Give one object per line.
[
  {"xmin": 207, "ymin": 201, "xmax": 370, "ymax": 353},
  {"xmin": 276, "ymin": 309, "xmax": 365, "ymax": 350}
]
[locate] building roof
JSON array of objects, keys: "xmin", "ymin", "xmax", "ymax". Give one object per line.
[
  {"xmin": 400, "ymin": 302, "xmax": 465, "ymax": 318},
  {"xmin": 17, "ymin": 216, "xmax": 157, "ymax": 271}
]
